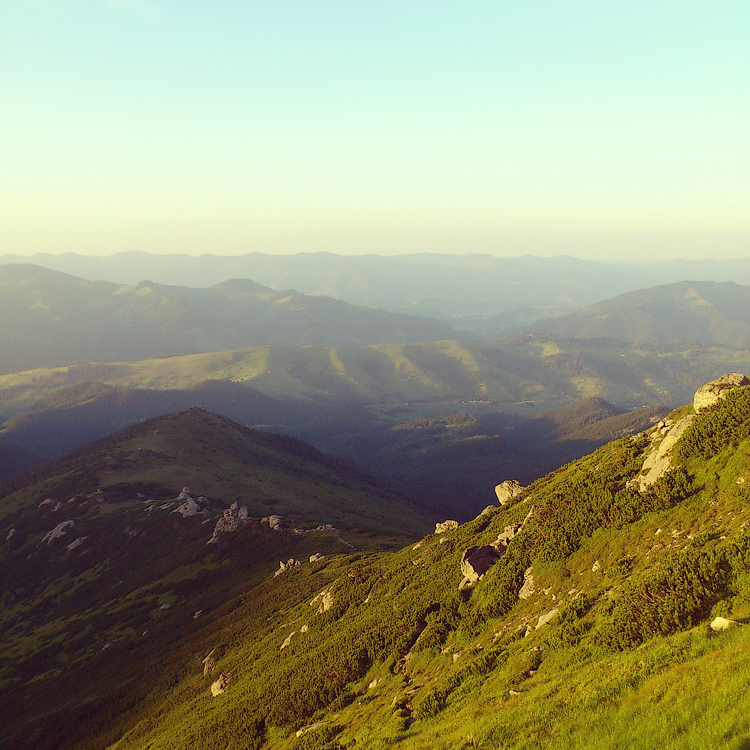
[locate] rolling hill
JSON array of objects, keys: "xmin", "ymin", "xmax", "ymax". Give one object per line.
[
  {"xmin": 3, "ymin": 378, "xmax": 750, "ymax": 748},
  {"xmin": 0, "ymin": 264, "xmax": 458, "ymax": 374},
  {"xmin": 535, "ymin": 280, "xmax": 750, "ymax": 348}
]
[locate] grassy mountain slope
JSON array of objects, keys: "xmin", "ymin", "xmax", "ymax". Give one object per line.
[
  {"xmin": 0, "ymin": 264, "xmax": 457, "ymax": 374},
  {"xmin": 0, "ymin": 443, "xmax": 43, "ymax": 482},
  {"xmin": 5, "ymin": 382, "xmax": 750, "ymax": 747},
  {"xmin": 536, "ymin": 280, "xmax": 750, "ymax": 348}
]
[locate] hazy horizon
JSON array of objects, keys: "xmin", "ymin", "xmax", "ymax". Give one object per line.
[{"xmin": 2, "ymin": 1, "xmax": 748, "ymax": 261}]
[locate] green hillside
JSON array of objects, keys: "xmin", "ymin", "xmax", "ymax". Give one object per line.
[
  {"xmin": 0, "ymin": 264, "xmax": 458, "ymax": 375},
  {"xmin": 4, "ymin": 379, "xmax": 750, "ymax": 747},
  {"xmin": 536, "ymin": 280, "xmax": 750, "ymax": 348}
]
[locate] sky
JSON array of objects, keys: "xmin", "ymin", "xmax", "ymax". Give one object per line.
[{"xmin": 1, "ymin": 1, "xmax": 749, "ymax": 260}]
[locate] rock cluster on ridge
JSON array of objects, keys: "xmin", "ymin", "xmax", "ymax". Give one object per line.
[{"xmin": 693, "ymin": 373, "xmax": 750, "ymax": 412}]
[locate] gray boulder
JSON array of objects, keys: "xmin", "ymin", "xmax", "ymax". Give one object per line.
[{"xmin": 495, "ymin": 479, "xmax": 524, "ymax": 505}]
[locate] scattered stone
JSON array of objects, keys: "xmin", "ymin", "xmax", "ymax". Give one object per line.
[
  {"xmin": 274, "ymin": 558, "xmax": 301, "ymax": 577},
  {"xmin": 159, "ymin": 602, "xmax": 172, "ymax": 610},
  {"xmin": 452, "ymin": 652, "xmax": 462, "ymax": 663},
  {"xmin": 310, "ymin": 589, "xmax": 333, "ymax": 614},
  {"xmin": 694, "ymin": 373, "xmax": 750, "ymax": 412},
  {"xmin": 296, "ymin": 722, "xmax": 325, "ymax": 738},
  {"xmin": 193, "ymin": 610, "xmax": 203, "ymax": 620},
  {"xmin": 5, "ymin": 528, "xmax": 15, "ymax": 542},
  {"xmin": 210, "ymin": 673, "xmax": 231, "ymax": 697},
  {"xmin": 535, "ymin": 608, "xmax": 559, "ymax": 629},
  {"xmin": 518, "ymin": 567, "xmax": 536, "ymax": 599},
  {"xmin": 42, "ymin": 520, "xmax": 75, "ymax": 544},
  {"xmin": 435, "ymin": 520, "xmax": 459, "ymax": 534},
  {"xmin": 737, "ymin": 477, "xmax": 747, "ymax": 485},
  {"xmin": 309, "ymin": 552, "xmax": 325, "ymax": 562},
  {"xmin": 412, "ymin": 541, "xmax": 424, "ymax": 550},
  {"xmin": 591, "ymin": 560, "xmax": 601, "ymax": 572},
  {"xmin": 202, "ymin": 649, "xmax": 216, "ymax": 675},
  {"xmin": 261, "ymin": 514, "xmax": 283, "ymax": 531},
  {"xmin": 495, "ymin": 479, "xmax": 524, "ymax": 505},
  {"xmin": 174, "ymin": 497, "xmax": 201, "ymax": 517},
  {"xmin": 66, "ymin": 536, "xmax": 87, "ymax": 551},
  {"xmin": 39, "ymin": 498, "xmax": 55, "ymax": 507},
  {"xmin": 509, "ymin": 689, "xmax": 523, "ymax": 696},
  {"xmin": 52, "ymin": 501, "xmax": 63, "ymax": 512},
  {"xmin": 711, "ymin": 617, "xmax": 741, "ymax": 632},
  {"xmin": 300, "ymin": 624, "xmax": 309, "ymax": 633},
  {"xmin": 280, "ymin": 631, "xmax": 297, "ymax": 650}
]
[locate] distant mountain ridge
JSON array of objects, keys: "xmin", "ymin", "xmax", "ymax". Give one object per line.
[
  {"xmin": 0, "ymin": 264, "xmax": 458, "ymax": 374},
  {"xmin": 7, "ymin": 250, "xmax": 750, "ymax": 319},
  {"xmin": 535, "ymin": 281, "xmax": 750, "ymax": 348}
]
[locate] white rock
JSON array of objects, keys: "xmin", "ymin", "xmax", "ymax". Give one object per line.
[
  {"xmin": 638, "ymin": 414, "xmax": 696, "ymax": 490},
  {"xmin": 309, "ymin": 552, "xmax": 325, "ymax": 562},
  {"xmin": 710, "ymin": 616, "xmax": 741, "ymax": 632},
  {"xmin": 518, "ymin": 567, "xmax": 536, "ymax": 600},
  {"xmin": 42, "ymin": 520, "xmax": 75, "ymax": 544},
  {"xmin": 435, "ymin": 520, "xmax": 459, "ymax": 534},
  {"xmin": 310, "ymin": 589, "xmax": 333, "ymax": 614},
  {"xmin": 210, "ymin": 673, "xmax": 231, "ymax": 697},
  {"xmin": 280, "ymin": 631, "xmax": 297, "ymax": 650},
  {"xmin": 5, "ymin": 528, "xmax": 15, "ymax": 542},
  {"xmin": 174, "ymin": 497, "xmax": 201, "ymax": 517},
  {"xmin": 495, "ymin": 479, "xmax": 525, "ymax": 505},
  {"xmin": 591, "ymin": 560, "xmax": 601, "ymax": 572},
  {"xmin": 65, "ymin": 536, "xmax": 87, "ymax": 551},
  {"xmin": 535, "ymin": 608, "xmax": 559, "ymax": 629}
]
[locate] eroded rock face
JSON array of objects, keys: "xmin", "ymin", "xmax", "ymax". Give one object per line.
[
  {"xmin": 261, "ymin": 514, "xmax": 283, "ymax": 531},
  {"xmin": 460, "ymin": 545, "xmax": 501, "ymax": 589},
  {"xmin": 495, "ymin": 480, "xmax": 524, "ymax": 505},
  {"xmin": 638, "ymin": 414, "xmax": 696, "ymax": 491},
  {"xmin": 694, "ymin": 373, "xmax": 750, "ymax": 412},
  {"xmin": 435, "ymin": 520, "xmax": 459, "ymax": 534},
  {"xmin": 174, "ymin": 497, "xmax": 201, "ymax": 517}
]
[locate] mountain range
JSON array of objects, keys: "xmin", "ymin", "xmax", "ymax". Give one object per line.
[
  {"xmin": 8, "ymin": 251, "xmax": 750, "ymax": 319},
  {"xmin": 0, "ymin": 264, "xmax": 457, "ymax": 375}
]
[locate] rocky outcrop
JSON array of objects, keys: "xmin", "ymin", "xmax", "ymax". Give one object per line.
[
  {"xmin": 280, "ymin": 631, "xmax": 297, "ymax": 650},
  {"xmin": 65, "ymin": 536, "xmax": 87, "ymax": 551},
  {"xmin": 637, "ymin": 414, "xmax": 696, "ymax": 491},
  {"xmin": 42, "ymin": 520, "xmax": 74, "ymax": 544},
  {"xmin": 210, "ymin": 672, "xmax": 231, "ymax": 697},
  {"xmin": 5, "ymin": 528, "xmax": 15, "ymax": 542},
  {"xmin": 435, "ymin": 520, "xmax": 459, "ymax": 534},
  {"xmin": 694, "ymin": 373, "xmax": 750, "ymax": 412},
  {"xmin": 173, "ymin": 488, "xmax": 206, "ymax": 517},
  {"xmin": 459, "ymin": 507, "xmax": 539, "ymax": 590},
  {"xmin": 274, "ymin": 558, "xmax": 301, "ymax": 577},
  {"xmin": 495, "ymin": 479, "xmax": 524, "ymax": 505},
  {"xmin": 261, "ymin": 514, "xmax": 283, "ymax": 531},
  {"xmin": 207, "ymin": 502, "xmax": 249, "ymax": 543},
  {"xmin": 309, "ymin": 552, "xmax": 325, "ymax": 562}
]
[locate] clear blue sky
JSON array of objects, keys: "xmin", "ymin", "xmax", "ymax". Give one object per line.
[{"xmin": 1, "ymin": 1, "xmax": 748, "ymax": 259}]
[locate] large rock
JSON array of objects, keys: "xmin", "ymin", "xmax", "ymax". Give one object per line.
[
  {"xmin": 495, "ymin": 480, "xmax": 524, "ymax": 506},
  {"xmin": 694, "ymin": 373, "xmax": 750, "ymax": 412},
  {"xmin": 459, "ymin": 545, "xmax": 502, "ymax": 589},
  {"xmin": 274, "ymin": 558, "xmax": 301, "ymax": 577},
  {"xmin": 435, "ymin": 520, "xmax": 459, "ymax": 534},
  {"xmin": 310, "ymin": 589, "xmax": 333, "ymax": 614}
]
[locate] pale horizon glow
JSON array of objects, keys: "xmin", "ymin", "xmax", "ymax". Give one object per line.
[{"xmin": 1, "ymin": 1, "xmax": 748, "ymax": 261}]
